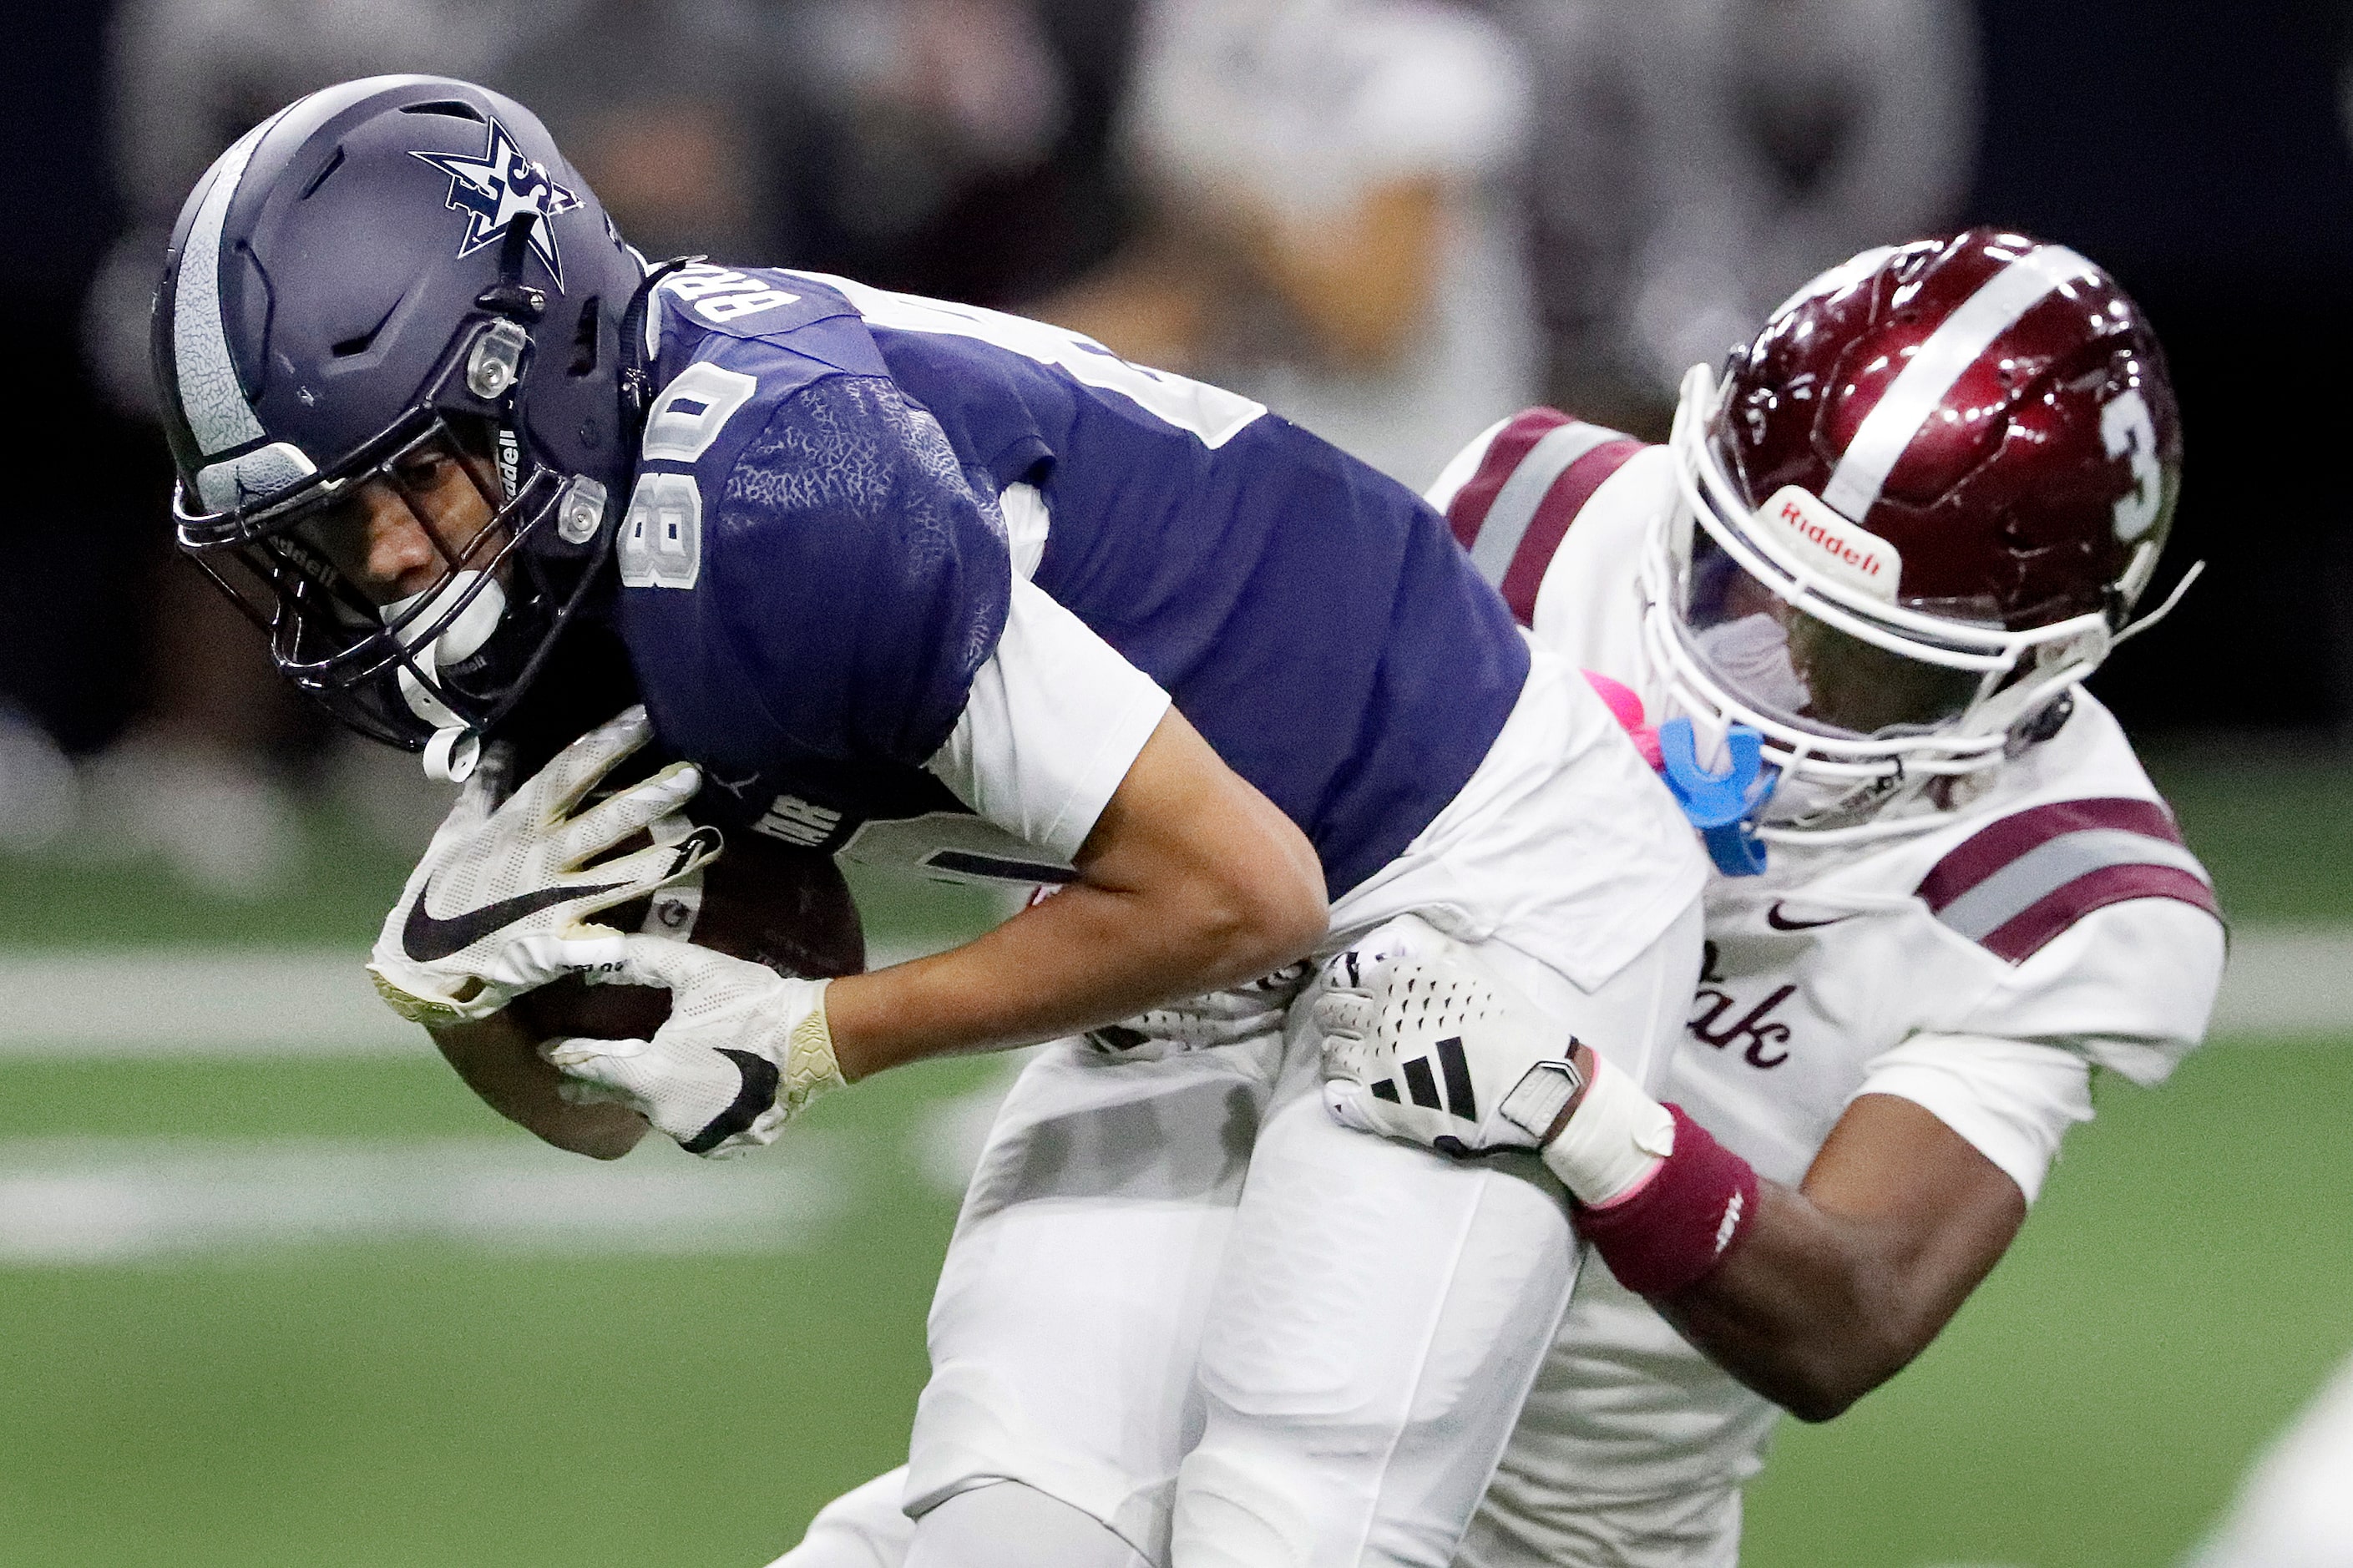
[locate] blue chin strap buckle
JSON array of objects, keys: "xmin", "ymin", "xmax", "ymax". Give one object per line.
[{"xmin": 1656, "ymin": 717, "xmax": 1777, "ymax": 877}]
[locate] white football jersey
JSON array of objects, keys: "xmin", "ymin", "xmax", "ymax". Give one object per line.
[
  {"xmin": 1125, "ymin": 0, "xmax": 1539, "ymax": 490},
  {"xmin": 1433, "ymin": 412, "xmax": 2227, "ymax": 1520}
]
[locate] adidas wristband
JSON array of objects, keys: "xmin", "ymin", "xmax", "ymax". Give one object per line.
[{"xmin": 1573, "ymin": 1104, "xmax": 1759, "ymax": 1297}]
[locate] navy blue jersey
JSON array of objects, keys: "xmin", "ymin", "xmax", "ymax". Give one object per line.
[{"xmin": 615, "ymin": 266, "xmax": 1528, "ymax": 898}]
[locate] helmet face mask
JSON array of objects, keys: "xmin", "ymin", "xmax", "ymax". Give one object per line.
[
  {"xmin": 1649, "ymin": 362, "xmax": 2114, "ymax": 785},
  {"xmin": 1680, "ymin": 529, "xmax": 1991, "ymax": 740},
  {"xmin": 1638, "ymin": 230, "xmax": 2185, "ymax": 837},
  {"xmin": 174, "ymin": 336, "xmax": 596, "ymax": 749},
  {"xmin": 153, "ymin": 77, "xmax": 648, "ymax": 754}
]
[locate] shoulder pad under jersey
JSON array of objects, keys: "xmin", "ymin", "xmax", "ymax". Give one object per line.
[
  {"xmin": 1434, "ymin": 408, "xmax": 1652, "ymax": 625},
  {"xmin": 616, "ymin": 281, "xmax": 1012, "ymax": 814},
  {"xmin": 1913, "ymin": 795, "xmax": 2219, "ymax": 965}
]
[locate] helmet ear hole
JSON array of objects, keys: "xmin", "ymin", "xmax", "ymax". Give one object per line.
[
  {"xmin": 399, "ymin": 99, "xmax": 488, "ymax": 124},
  {"xmin": 569, "ymin": 296, "xmax": 601, "ymax": 377}
]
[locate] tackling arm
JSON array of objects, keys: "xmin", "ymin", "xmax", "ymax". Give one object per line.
[
  {"xmin": 1649, "ymin": 1092, "xmax": 2026, "ymax": 1422},
  {"xmin": 1314, "ymin": 932, "xmax": 2034, "ymax": 1423}
]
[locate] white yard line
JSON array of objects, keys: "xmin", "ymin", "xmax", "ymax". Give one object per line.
[
  {"xmin": 0, "ymin": 927, "xmax": 2341, "ymax": 1264},
  {"xmin": 0, "ymin": 951, "xmax": 420, "ymax": 1056},
  {"xmin": 0, "ymin": 926, "xmax": 2347, "ymax": 1060},
  {"xmin": 2201, "ymin": 927, "xmax": 2353, "ymax": 1039},
  {"xmin": 0, "ymin": 1135, "xmax": 850, "ymax": 1263},
  {"xmin": 0, "ymin": 939, "xmax": 942, "ymax": 1057}
]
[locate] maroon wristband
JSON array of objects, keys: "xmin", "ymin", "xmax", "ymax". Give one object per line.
[{"xmin": 1572, "ymin": 1104, "xmax": 1758, "ymax": 1297}]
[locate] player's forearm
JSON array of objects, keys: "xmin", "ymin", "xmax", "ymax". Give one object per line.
[
  {"xmin": 1650, "ymin": 1097, "xmax": 2025, "ymax": 1421},
  {"xmin": 826, "ymin": 708, "xmax": 1328, "ymax": 1079},
  {"xmin": 826, "ymin": 873, "xmax": 1318, "ymax": 1077},
  {"xmin": 1649, "ymin": 1180, "xmax": 1959, "ymax": 1419}
]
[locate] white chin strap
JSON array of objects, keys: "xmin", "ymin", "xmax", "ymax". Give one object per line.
[
  {"xmin": 382, "ymin": 570, "xmax": 505, "ymax": 667},
  {"xmin": 422, "ymin": 727, "xmax": 482, "ymax": 783},
  {"xmin": 381, "ymin": 571, "xmax": 506, "ymax": 777}
]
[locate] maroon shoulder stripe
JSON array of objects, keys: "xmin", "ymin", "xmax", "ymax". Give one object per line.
[
  {"xmin": 1919, "ymin": 797, "xmax": 2183, "ymax": 909},
  {"xmin": 1447, "ymin": 408, "xmax": 1570, "ymax": 554},
  {"xmin": 1918, "ymin": 797, "xmax": 2218, "ymax": 964},
  {"xmin": 1495, "ymin": 438, "xmax": 1646, "ymax": 625},
  {"xmin": 1976, "ymin": 864, "xmax": 2219, "ymax": 964}
]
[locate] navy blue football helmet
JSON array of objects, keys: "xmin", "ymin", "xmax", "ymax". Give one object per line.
[{"xmin": 154, "ymin": 76, "xmax": 655, "ymax": 756}]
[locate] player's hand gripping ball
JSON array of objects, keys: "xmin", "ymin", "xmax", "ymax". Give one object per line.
[
  {"xmin": 516, "ymin": 831, "xmax": 867, "ymax": 1158},
  {"xmin": 368, "ymin": 706, "xmax": 719, "ymax": 1028},
  {"xmin": 540, "ymin": 947, "xmax": 838, "ymax": 1158}
]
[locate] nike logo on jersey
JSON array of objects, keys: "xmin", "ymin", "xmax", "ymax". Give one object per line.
[
  {"xmin": 402, "ymin": 881, "xmax": 628, "ymax": 963},
  {"xmin": 1764, "ymin": 903, "xmax": 1855, "ymax": 931}
]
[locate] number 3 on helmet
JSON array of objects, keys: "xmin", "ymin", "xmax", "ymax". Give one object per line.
[{"xmin": 1644, "ymin": 228, "xmax": 2190, "ymax": 836}]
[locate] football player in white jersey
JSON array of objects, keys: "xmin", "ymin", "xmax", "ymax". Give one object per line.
[
  {"xmin": 772, "ymin": 230, "xmax": 2223, "ymax": 1566},
  {"xmin": 773, "ymin": 231, "xmax": 2223, "ymax": 1566},
  {"xmin": 1301, "ymin": 229, "xmax": 2224, "ymax": 1565}
]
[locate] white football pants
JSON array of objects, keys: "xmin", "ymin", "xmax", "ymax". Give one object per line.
[
  {"xmin": 778, "ymin": 649, "xmax": 1708, "ymax": 1568},
  {"xmin": 770, "ymin": 1474, "xmax": 1151, "ymax": 1568},
  {"xmin": 856, "ymin": 903, "xmax": 1698, "ymax": 1568},
  {"xmin": 1453, "ymin": 1477, "xmax": 1742, "ymax": 1568},
  {"xmin": 775, "ymin": 1428, "xmax": 1748, "ymax": 1568}
]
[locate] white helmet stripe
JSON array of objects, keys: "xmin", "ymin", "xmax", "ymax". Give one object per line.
[
  {"xmin": 173, "ymin": 112, "xmax": 290, "ymax": 458},
  {"xmin": 1820, "ymin": 245, "xmax": 2100, "ymax": 522}
]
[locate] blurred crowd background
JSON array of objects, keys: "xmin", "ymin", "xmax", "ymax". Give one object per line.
[
  {"xmin": 1, "ymin": 11, "xmax": 2348, "ymax": 1566},
  {"xmin": 2, "ymin": 0, "xmax": 2347, "ymax": 893}
]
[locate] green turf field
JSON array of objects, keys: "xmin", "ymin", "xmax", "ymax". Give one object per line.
[{"xmin": 0, "ymin": 746, "xmax": 2345, "ymax": 1567}]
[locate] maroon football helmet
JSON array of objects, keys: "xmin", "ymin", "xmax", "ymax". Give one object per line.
[{"xmin": 1643, "ymin": 229, "xmax": 2190, "ymax": 827}]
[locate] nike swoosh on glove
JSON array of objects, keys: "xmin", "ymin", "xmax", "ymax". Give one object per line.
[
  {"xmin": 1081, "ymin": 961, "xmax": 1313, "ymax": 1060},
  {"xmin": 542, "ymin": 938, "xmax": 843, "ymax": 1157},
  {"xmin": 1311, "ymin": 922, "xmax": 1591, "ymax": 1160},
  {"xmin": 368, "ymin": 706, "xmax": 720, "ymax": 1028}
]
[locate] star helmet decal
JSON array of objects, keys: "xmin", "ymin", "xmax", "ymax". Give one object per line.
[{"xmin": 410, "ymin": 116, "xmax": 582, "ymax": 288}]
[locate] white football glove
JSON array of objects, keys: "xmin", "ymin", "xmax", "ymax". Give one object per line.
[
  {"xmin": 367, "ymin": 706, "xmax": 719, "ymax": 1028},
  {"xmin": 542, "ymin": 938, "xmax": 843, "ymax": 1158},
  {"xmin": 1081, "ymin": 962, "xmax": 1313, "ymax": 1060},
  {"xmin": 1313, "ymin": 926, "xmax": 1581, "ymax": 1158},
  {"xmin": 1313, "ymin": 922, "xmax": 1673, "ymax": 1203}
]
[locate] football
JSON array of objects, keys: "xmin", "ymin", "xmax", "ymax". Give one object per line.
[{"xmin": 512, "ymin": 828, "xmax": 866, "ymax": 1042}]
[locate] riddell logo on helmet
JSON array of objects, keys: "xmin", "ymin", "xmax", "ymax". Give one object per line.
[{"xmin": 1755, "ymin": 486, "xmax": 1901, "ymax": 603}]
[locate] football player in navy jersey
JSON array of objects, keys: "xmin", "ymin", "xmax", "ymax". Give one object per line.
[{"xmin": 154, "ymin": 78, "xmax": 1711, "ymax": 1567}]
